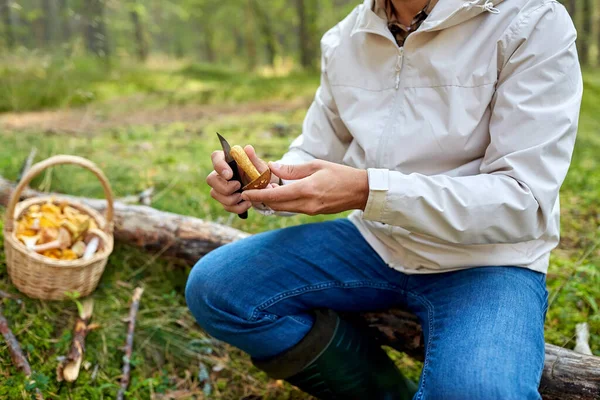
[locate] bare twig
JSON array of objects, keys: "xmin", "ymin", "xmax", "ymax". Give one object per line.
[
  {"xmin": 118, "ymin": 187, "xmax": 154, "ymax": 206},
  {"xmin": 0, "ymin": 289, "xmax": 20, "ymax": 301},
  {"xmin": 16, "ymin": 147, "xmax": 37, "ymax": 184},
  {"xmin": 57, "ymin": 299, "xmax": 99, "ymax": 382},
  {"xmin": 0, "ymin": 308, "xmax": 32, "ymax": 375},
  {"xmin": 151, "ymin": 177, "xmax": 180, "ymax": 204},
  {"xmin": 0, "ymin": 308, "xmax": 44, "ymax": 399},
  {"xmin": 117, "ymin": 287, "xmax": 144, "ymax": 400}
]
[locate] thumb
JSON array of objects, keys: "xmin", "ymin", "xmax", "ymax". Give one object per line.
[
  {"xmin": 269, "ymin": 161, "xmax": 319, "ymax": 180},
  {"xmin": 244, "ymin": 145, "xmax": 268, "ymax": 173}
]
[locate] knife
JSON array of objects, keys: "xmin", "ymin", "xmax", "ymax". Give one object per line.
[{"xmin": 216, "ymin": 132, "xmax": 248, "ymax": 219}]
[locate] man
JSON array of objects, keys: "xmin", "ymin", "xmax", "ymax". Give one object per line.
[{"xmin": 186, "ymin": 0, "xmax": 582, "ymax": 398}]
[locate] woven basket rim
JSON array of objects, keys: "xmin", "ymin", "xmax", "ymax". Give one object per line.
[{"xmin": 5, "ymin": 196, "xmax": 114, "ymax": 269}]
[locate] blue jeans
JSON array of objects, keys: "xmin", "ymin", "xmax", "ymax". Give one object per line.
[{"xmin": 186, "ymin": 219, "xmax": 548, "ymax": 399}]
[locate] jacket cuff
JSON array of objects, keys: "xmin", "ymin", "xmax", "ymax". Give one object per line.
[
  {"xmin": 363, "ymin": 168, "xmax": 389, "ymax": 221},
  {"xmin": 253, "ymin": 202, "xmax": 276, "ymax": 216}
]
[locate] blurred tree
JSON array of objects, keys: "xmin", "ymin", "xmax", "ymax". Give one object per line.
[
  {"xmin": 57, "ymin": 0, "xmax": 71, "ymax": 42},
  {"xmin": 296, "ymin": 0, "xmax": 319, "ymax": 69},
  {"xmin": 566, "ymin": 0, "xmax": 576, "ymax": 16},
  {"xmin": 580, "ymin": 0, "xmax": 591, "ymax": 65},
  {"xmin": 84, "ymin": 0, "xmax": 109, "ymax": 57},
  {"xmin": 0, "ymin": 0, "xmax": 16, "ymax": 49},
  {"xmin": 245, "ymin": 0, "xmax": 257, "ymax": 70},
  {"xmin": 250, "ymin": 0, "xmax": 277, "ymax": 66},
  {"xmin": 5, "ymin": 0, "xmax": 597, "ymax": 69},
  {"xmin": 41, "ymin": 0, "xmax": 58, "ymax": 46},
  {"xmin": 130, "ymin": 1, "xmax": 148, "ymax": 61}
]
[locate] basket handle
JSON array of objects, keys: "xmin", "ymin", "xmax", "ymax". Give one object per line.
[{"xmin": 4, "ymin": 155, "xmax": 114, "ymax": 234}]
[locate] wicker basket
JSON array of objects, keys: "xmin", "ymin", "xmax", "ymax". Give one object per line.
[{"xmin": 3, "ymin": 155, "xmax": 114, "ymax": 300}]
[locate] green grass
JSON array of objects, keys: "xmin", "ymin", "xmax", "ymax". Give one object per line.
[
  {"xmin": 0, "ymin": 54, "xmax": 319, "ymax": 113},
  {"xmin": 0, "ymin": 62, "xmax": 598, "ymax": 399}
]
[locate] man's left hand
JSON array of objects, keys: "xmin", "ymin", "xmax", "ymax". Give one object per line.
[{"xmin": 241, "ymin": 160, "xmax": 369, "ymax": 215}]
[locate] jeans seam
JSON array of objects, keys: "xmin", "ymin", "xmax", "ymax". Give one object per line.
[
  {"xmin": 249, "ymin": 281, "xmax": 401, "ymax": 321},
  {"xmin": 405, "ymin": 292, "xmax": 435, "ymax": 400},
  {"xmin": 289, "ymin": 315, "xmax": 313, "ymax": 326}
]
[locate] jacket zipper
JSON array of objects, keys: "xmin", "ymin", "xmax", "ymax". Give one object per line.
[
  {"xmin": 395, "ymin": 47, "xmax": 404, "ymax": 90},
  {"xmin": 375, "ymin": 45, "xmax": 406, "ymax": 169}
]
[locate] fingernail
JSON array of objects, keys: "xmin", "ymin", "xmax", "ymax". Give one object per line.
[
  {"xmin": 241, "ymin": 193, "xmax": 248, "ymax": 201},
  {"xmin": 270, "ymin": 162, "xmax": 281, "ymax": 169},
  {"xmin": 222, "ymin": 169, "xmax": 232, "ymax": 179}
]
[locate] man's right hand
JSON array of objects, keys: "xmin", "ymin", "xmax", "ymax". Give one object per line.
[{"xmin": 206, "ymin": 145, "xmax": 275, "ymax": 214}]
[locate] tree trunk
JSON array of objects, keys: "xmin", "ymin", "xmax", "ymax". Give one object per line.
[
  {"xmin": 296, "ymin": 0, "xmax": 308, "ymax": 68},
  {"xmin": 245, "ymin": 0, "xmax": 257, "ymax": 71},
  {"xmin": 598, "ymin": 11, "xmax": 600, "ymax": 66},
  {"xmin": 0, "ymin": 0, "xmax": 15, "ymax": 49},
  {"xmin": 250, "ymin": 0, "xmax": 277, "ymax": 67},
  {"xmin": 579, "ymin": 0, "xmax": 591, "ymax": 66},
  {"xmin": 1, "ymin": 177, "xmax": 599, "ymax": 399},
  {"xmin": 199, "ymin": 23, "xmax": 215, "ymax": 63},
  {"xmin": 567, "ymin": 0, "xmax": 576, "ymax": 17},
  {"xmin": 58, "ymin": 0, "xmax": 71, "ymax": 43},
  {"xmin": 84, "ymin": 0, "xmax": 109, "ymax": 58},
  {"xmin": 41, "ymin": 0, "xmax": 57, "ymax": 47},
  {"xmin": 296, "ymin": 0, "xmax": 318, "ymax": 69},
  {"xmin": 130, "ymin": 6, "xmax": 148, "ymax": 61}
]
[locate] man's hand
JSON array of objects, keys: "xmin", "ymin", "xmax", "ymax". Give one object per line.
[
  {"xmin": 241, "ymin": 160, "xmax": 369, "ymax": 215},
  {"xmin": 207, "ymin": 145, "xmax": 276, "ymax": 214}
]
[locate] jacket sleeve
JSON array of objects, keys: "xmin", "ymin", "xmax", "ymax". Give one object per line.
[
  {"xmin": 278, "ymin": 24, "xmax": 352, "ymax": 168},
  {"xmin": 362, "ymin": 2, "xmax": 583, "ymax": 245}
]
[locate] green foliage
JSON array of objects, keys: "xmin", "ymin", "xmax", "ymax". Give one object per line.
[{"xmin": 175, "ymin": 63, "xmax": 319, "ymax": 105}]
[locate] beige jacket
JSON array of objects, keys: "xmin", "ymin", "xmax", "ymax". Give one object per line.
[{"xmin": 275, "ymin": 0, "xmax": 583, "ymax": 274}]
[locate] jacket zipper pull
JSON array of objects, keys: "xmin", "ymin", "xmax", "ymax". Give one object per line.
[{"xmin": 395, "ymin": 48, "xmax": 404, "ymax": 90}]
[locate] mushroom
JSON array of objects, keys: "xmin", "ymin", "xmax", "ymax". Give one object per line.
[
  {"xmin": 82, "ymin": 236, "xmax": 100, "ymax": 260},
  {"xmin": 18, "ymin": 235, "xmax": 40, "ymax": 250},
  {"xmin": 71, "ymin": 241, "xmax": 87, "ymax": 258},
  {"xmin": 82, "ymin": 229, "xmax": 104, "ymax": 260},
  {"xmin": 30, "ymin": 218, "xmax": 40, "ymax": 231},
  {"xmin": 32, "ymin": 227, "xmax": 72, "ymax": 254}
]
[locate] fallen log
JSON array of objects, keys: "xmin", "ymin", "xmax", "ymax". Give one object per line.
[{"xmin": 0, "ymin": 176, "xmax": 599, "ymax": 399}]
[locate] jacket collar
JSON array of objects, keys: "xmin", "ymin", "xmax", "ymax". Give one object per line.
[{"xmin": 351, "ymin": 0, "xmax": 503, "ymax": 38}]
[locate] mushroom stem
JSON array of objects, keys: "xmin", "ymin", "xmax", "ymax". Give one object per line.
[{"xmin": 32, "ymin": 228, "xmax": 71, "ymax": 253}]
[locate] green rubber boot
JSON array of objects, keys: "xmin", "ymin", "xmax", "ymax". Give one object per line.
[{"xmin": 253, "ymin": 309, "xmax": 418, "ymax": 400}]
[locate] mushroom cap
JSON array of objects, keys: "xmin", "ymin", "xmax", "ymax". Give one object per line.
[{"xmin": 57, "ymin": 227, "xmax": 72, "ymax": 249}]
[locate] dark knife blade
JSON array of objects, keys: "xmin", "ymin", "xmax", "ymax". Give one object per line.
[
  {"xmin": 217, "ymin": 132, "xmax": 233, "ymax": 163},
  {"xmin": 216, "ymin": 132, "xmax": 248, "ymax": 219}
]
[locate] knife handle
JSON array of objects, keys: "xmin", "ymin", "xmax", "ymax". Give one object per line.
[{"xmin": 228, "ymin": 159, "xmax": 248, "ymax": 219}]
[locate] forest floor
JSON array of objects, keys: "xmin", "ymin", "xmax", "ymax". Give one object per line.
[{"xmin": 0, "ymin": 58, "xmax": 599, "ymax": 399}]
